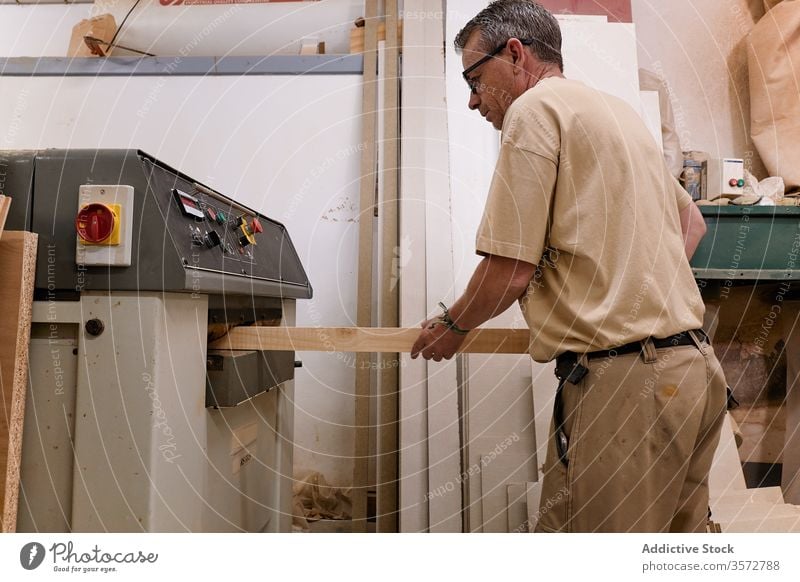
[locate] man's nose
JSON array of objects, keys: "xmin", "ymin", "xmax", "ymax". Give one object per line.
[{"xmin": 468, "ymin": 92, "xmax": 480, "ymax": 110}]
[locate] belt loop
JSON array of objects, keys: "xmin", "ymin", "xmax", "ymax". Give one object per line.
[
  {"xmin": 688, "ymin": 329, "xmax": 708, "ymax": 354},
  {"xmin": 641, "ymin": 337, "xmax": 657, "ymax": 364}
]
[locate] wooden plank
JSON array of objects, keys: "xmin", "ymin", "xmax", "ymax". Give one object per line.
[
  {"xmin": 420, "ymin": 0, "xmax": 462, "ymax": 533},
  {"xmin": 0, "ymin": 231, "xmax": 38, "ymax": 532},
  {"xmin": 532, "ymin": 360, "xmax": 558, "ymax": 481},
  {"xmin": 719, "ymin": 514, "xmax": 800, "ymax": 533},
  {"xmin": 377, "ymin": 0, "xmax": 400, "ymax": 533},
  {"xmin": 397, "ymin": 0, "xmax": 432, "ymax": 532},
  {"xmin": 0, "ymin": 196, "xmax": 10, "ymax": 237},
  {"xmin": 352, "ymin": 0, "xmax": 380, "ymax": 533},
  {"xmin": 458, "ymin": 355, "xmax": 471, "ymax": 532},
  {"xmin": 713, "ymin": 502, "xmax": 800, "ymax": 525},
  {"xmin": 210, "ymin": 326, "xmax": 530, "ymax": 354},
  {"xmin": 711, "ymin": 486, "xmax": 784, "ymax": 509},
  {"xmin": 506, "ymin": 483, "xmax": 528, "ymax": 533}
]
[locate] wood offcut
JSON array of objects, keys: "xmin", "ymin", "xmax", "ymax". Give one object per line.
[{"xmin": 1, "ymin": 230, "xmax": 38, "ymax": 533}]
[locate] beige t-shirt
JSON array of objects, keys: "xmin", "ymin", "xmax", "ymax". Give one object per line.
[{"xmin": 476, "ymin": 77, "xmax": 703, "ymax": 362}]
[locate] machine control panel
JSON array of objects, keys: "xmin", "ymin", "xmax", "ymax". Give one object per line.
[
  {"xmin": 171, "ymin": 187, "xmax": 265, "ymax": 258},
  {"xmin": 3, "ymin": 150, "xmax": 311, "ymax": 298},
  {"xmin": 140, "ymin": 154, "xmax": 310, "ymax": 291}
]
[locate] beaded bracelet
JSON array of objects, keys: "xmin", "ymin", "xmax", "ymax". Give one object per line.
[{"xmin": 436, "ymin": 302, "xmax": 470, "ymax": 335}]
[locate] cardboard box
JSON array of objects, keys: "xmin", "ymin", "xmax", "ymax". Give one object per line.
[{"xmin": 68, "ymin": 14, "xmax": 117, "ymax": 58}]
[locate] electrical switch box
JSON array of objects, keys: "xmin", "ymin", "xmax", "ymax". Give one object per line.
[
  {"xmin": 75, "ymin": 184, "xmax": 134, "ymax": 267},
  {"xmin": 707, "ymin": 158, "xmax": 745, "ymax": 198}
]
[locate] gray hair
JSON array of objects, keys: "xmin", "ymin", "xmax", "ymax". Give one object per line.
[{"xmin": 454, "ymin": 0, "xmax": 563, "ymax": 72}]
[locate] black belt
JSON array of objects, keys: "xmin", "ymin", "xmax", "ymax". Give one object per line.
[
  {"xmin": 555, "ymin": 329, "xmax": 707, "ymax": 369},
  {"xmin": 551, "ymin": 329, "xmax": 706, "ymax": 467}
]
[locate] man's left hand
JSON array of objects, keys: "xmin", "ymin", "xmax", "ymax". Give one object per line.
[{"xmin": 410, "ymin": 317, "xmax": 468, "ymax": 361}]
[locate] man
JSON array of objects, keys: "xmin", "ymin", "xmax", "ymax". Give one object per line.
[{"xmin": 410, "ymin": 0, "xmax": 726, "ymax": 533}]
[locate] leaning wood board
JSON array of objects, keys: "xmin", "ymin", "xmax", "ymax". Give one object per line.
[
  {"xmin": 1, "ymin": 231, "xmax": 38, "ymax": 532},
  {"xmin": 352, "ymin": 0, "xmax": 380, "ymax": 533},
  {"xmin": 0, "ymin": 196, "xmax": 11, "ymax": 236},
  {"xmin": 209, "ymin": 327, "xmax": 530, "ymax": 354},
  {"xmin": 378, "ymin": 0, "xmax": 400, "ymax": 533}
]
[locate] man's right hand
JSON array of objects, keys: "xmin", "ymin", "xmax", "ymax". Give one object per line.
[{"xmin": 410, "ymin": 317, "xmax": 467, "ymax": 361}]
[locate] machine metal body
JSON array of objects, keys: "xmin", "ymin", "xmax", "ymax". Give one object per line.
[
  {"xmin": 690, "ymin": 205, "xmax": 800, "ymax": 280},
  {"xmin": 1, "ymin": 149, "xmax": 311, "ymax": 532}
]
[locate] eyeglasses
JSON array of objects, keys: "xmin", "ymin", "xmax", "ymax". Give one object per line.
[{"xmin": 462, "ymin": 39, "xmax": 534, "ymax": 94}]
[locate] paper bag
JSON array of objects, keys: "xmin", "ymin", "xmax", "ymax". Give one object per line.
[{"xmin": 747, "ymin": 2, "xmax": 800, "ymax": 190}]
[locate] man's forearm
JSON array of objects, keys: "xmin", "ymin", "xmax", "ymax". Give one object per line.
[
  {"xmin": 680, "ymin": 202, "xmax": 707, "ymax": 260},
  {"xmin": 445, "ymin": 255, "xmax": 535, "ymax": 330}
]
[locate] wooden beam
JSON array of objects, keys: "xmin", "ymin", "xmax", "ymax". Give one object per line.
[
  {"xmin": 397, "ymin": 0, "xmax": 432, "ymax": 532},
  {"xmin": 0, "ymin": 196, "xmax": 11, "ymax": 237},
  {"xmin": 1, "ymin": 231, "xmax": 38, "ymax": 533},
  {"xmin": 353, "ymin": 0, "xmax": 380, "ymax": 533},
  {"xmin": 419, "ymin": 0, "xmax": 462, "ymax": 533},
  {"xmin": 210, "ymin": 326, "xmax": 530, "ymax": 355},
  {"xmin": 377, "ymin": 0, "xmax": 400, "ymax": 533}
]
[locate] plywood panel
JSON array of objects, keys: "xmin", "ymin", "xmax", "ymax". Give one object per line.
[
  {"xmin": 506, "ymin": 483, "xmax": 528, "ymax": 533},
  {"xmin": 479, "ymin": 451, "xmax": 535, "ymax": 533},
  {"xmin": 709, "ymin": 413, "xmax": 748, "ymax": 498},
  {"xmin": 526, "ymin": 481, "xmax": 543, "ymax": 532},
  {"xmin": 0, "ymin": 231, "xmax": 38, "ymax": 532}
]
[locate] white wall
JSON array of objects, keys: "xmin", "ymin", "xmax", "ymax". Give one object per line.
[
  {"xmin": 0, "ymin": 5, "xmax": 92, "ymax": 56},
  {"xmin": 631, "ymin": 0, "xmax": 768, "ymax": 177},
  {"xmin": 0, "ymin": 0, "xmax": 363, "ymax": 57},
  {"xmin": 0, "ymin": 2, "xmax": 366, "ymax": 487}
]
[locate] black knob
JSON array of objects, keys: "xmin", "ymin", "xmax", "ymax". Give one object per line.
[
  {"xmin": 85, "ymin": 318, "xmax": 105, "ymax": 336},
  {"xmin": 204, "ymin": 230, "xmax": 222, "ymax": 248}
]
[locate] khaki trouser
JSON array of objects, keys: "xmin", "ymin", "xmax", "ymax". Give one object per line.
[{"xmin": 535, "ymin": 333, "xmax": 727, "ymax": 532}]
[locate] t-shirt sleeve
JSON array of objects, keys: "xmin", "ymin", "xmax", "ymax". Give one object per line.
[{"xmin": 475, "ymin": 142, "xmax": 557, "ymax": 266}]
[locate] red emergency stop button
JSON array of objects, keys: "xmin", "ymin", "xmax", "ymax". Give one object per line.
[
  {"xmin": 729, "ymin": 178, "xmax": 739, "ymax": 187},
  {"xmin": 76, "ymin": 203, "xmax": 116, "ymax": 243},
  {"xmin": 250, "ymin": 217, "xmax": 263, "ymax": 234}
]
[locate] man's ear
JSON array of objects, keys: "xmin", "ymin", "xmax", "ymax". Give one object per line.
[{"xmin": 507, "ymin": 38, "xmax": 526, "ymax": 68}]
